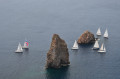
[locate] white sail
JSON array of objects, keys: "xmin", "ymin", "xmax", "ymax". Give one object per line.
[
  {"xmin": 72, "ymin": 40, "xmax": 78, "ymax": 49},
  {"xmin": 93, "ymin": 40, "xmax": 99, "ymax": 49},
  {"xmin": 104, "ymin": 46, "xmax": 106, "ymax": 52},
  {"xmin": 16, "ymin": 43, "xmax": 23, "ymax": 52},
  {"xmin": 98, "ymin": 43, "xmax": 106, "ymax": 52},
  {"xmin": 104, "ymin": 29, "xmax": 108, "ymax": 38},
  {"xmin": 100, "ymin": 43, "xmax": 104, "ymax": 51},
  {"xmin": 96, "ymin": 28, "xmax": 101, "ymax": 35}
]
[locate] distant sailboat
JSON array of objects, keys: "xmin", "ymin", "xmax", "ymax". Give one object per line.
[
  {"xmin": 22, "ymin": 39, "xmax": 29, "ymax": 49},
  {"xmin": 72, "ymin": 40, "xmax": 78, "ymax": 50},
  {"xmin": 98, "ymin": 43, "xmax": 106, "ymax": 52},
  {"xmin": 15, "ymin": 43, "xmax": 23, "ymax": 53},
  {"xmin": 104, "ymin": 29, "xmax": 108, "ymax": 38},
  {"xmin": 92, "ymin": 40, "xmax": 99, "ymax": 50},
  {"xmin": 96, "ymin": 27, "xmax": 101, "ymax": 36}
]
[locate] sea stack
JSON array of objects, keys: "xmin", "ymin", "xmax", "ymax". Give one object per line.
[
  {"xmin": 46, "ymin": 34, "xmax": 70, "ymax": 69},
  {"xmin": 77, "ymin": 31, "xmax": 95, "ymax": 44}
]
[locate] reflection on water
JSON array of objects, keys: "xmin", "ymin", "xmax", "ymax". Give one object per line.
[
  {"xmin": 14, "ymin": 52, "xmax": 23, "ymax": 57},
  {"xmin": 45, "ymin": 66, "xmax": 70, "ymax": 79},
  {"xmin": 24, "ymin": 49, "xmax": 29, "ymax": 52}
]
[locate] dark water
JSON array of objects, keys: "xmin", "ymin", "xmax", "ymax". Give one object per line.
[{"xmin": 0, "ymin": 0, "xmax": 120, "ymax": 79}]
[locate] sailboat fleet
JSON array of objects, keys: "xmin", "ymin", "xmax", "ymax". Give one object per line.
[
  {"xmin": 15, "ymin": 28, "xmax": 108, "ymax": 53},
  {"xmin": 15, "ymin": 39, "xmax": 29, "ymax": 53},
  {"xmin": 71, "ymin": 27, "xmax": 108, "ymax": 53},
  {"xmin": 93, "ymin": 27, "xmax": 108, "ymax": 52}
]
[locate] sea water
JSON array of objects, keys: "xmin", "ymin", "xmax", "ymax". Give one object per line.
[{"xmin": 0, "ymin": 0, "xmax": 120, "ymax": 79}]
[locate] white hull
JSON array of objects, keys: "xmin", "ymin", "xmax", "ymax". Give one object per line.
[
  {"xmin": 72, "ymin": 47, "xmax": 78, "ymax": 50},
  {"xmin": 98, "ymin": 50, "xmax": 106, "ymax": 53},
  {"xmin": 96, "ymin": 33, "xmax": 101, "ymax": 36},
  {"xmin": 15, "ymin": 50, "xmax": 23, "ymax": 53},
  {"xmin": 104, "ymin": 36, "xmax": 108, "ymax": 38}
]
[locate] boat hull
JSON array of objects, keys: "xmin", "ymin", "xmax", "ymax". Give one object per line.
[
  {"xmin": 104, "ymin": 36, "xmax": 108, "ymax": 38},
  {"xmin": 15, "ymin": 50, "xmax": 23, "ymax": 53},
  {"xmin": 96, "ymin": 33, "xmax": 101, "ymax": 36},
  {"xmin": 71, "ymin": 47, "xmax": 78, "ymax": 50},
  {"xmin": 98, "ymin": 50, "xmax": 106, "ymax": 53}
]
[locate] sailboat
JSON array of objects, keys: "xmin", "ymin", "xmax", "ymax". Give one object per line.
[
  {"xmin": 104, "ymin": 29, "xmax": 108, "ymax": 38},
  {"xmin": 96, "ymin": 27, "xmax": 101, "ymax": 36},
  {"xmin": 22, "ymin": 39, "xmax": 29, "ymax": 49},
  {"xmin": 72, "ymin": 40, "xmax": 79, "ymax": 50},
  {"xmin": 15, "ymin": 43, "xmax": 23, "ymax": 53},
  {"xmin": 92, "ymin": 40, "xmax": 99, "ymax": 50},
  {"xmin": 98, "ymin": 43, "xmax": 106, "ymax": 52}
]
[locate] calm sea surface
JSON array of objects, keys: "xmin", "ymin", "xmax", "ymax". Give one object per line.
[{"xmin": 0, "ymin": 0, "xmax": 120, "ymax": 79}]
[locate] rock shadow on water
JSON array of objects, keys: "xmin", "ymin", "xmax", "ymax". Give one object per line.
[
  {"xmin": 45, "ymin": 66, "xmax": 70, "ymax": 79},
  {"xmin": 78, "ymin": 43, "xmax": 94, "ymax": 49}
]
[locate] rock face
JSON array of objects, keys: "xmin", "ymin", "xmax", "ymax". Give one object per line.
[
  {"xmin": 77, "ymin": 31, "xmax": 95, "ymax": 44},
  {"xmin": 46, "ymin": 34, "xmax": 70, "ymax": 69}
]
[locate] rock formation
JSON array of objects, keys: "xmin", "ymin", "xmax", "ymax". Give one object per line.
[
  {"xmin": 77, "ymin": 31, "xmax": 95, "ymax": 44},
  {"xmin": 46, "ymin": 34, "xmax": 70, "ymax": 69}
]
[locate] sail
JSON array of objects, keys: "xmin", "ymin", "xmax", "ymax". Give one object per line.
[
  {"xmin": 17, "ymin": 43, "xmax": 20, "ymax": 50},
  {"xmin": 104, "ymin": 46, "xmax": 106, "ymax": 51},
  {"xmin": 24, "ymin": 39, "xmax": 29, "ymax": 47},
  {"xmin": 17, "ymin": 43, "xmax": 23, "ymax": 51},
  {"xmin": 24, "ymin": 42, "xmax": 27, "ymax": 47},
  {"xmin": 104, "ymin": 29, "xmax": 108, "ymax": 37},
  {"xmin": 96, "ymin": 28, "xmax": 101, "ymax": 35},
  {"xmin": 100, "ymin": 43, "xmax": 104, "ymax": 51},
  {"xmin": 73, "ymin": 40, "xmax": 78, "ymax": 48},
  {"xmin": 93, "ymin": 40, "xmax": 99, "ymax": 48}
]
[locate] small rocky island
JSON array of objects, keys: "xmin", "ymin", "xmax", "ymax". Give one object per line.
[
  {"xmin": 46, "ymin": 34, "xmax": 70, "ymax": 69},
  {"xmin": 77, "ymin": 31, "xmax": 95, "ymax": 44}
]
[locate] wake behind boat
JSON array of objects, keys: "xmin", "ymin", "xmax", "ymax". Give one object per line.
[
  {"xmin": 72, "ymin": 40, "xmax": 78, "ymax": 50},
  {"xmin": 15, "ymin": 43, "xmax": 23, "ymax": 53}
]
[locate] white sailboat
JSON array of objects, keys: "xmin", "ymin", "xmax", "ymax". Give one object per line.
[
  {"xmin": 92, "ymin": 40, "xmax": 99, "ymax": 50},
  {"xmin": 96, "ymin": 27, "xmax": 101, "ymax": 36},
  {"xmin": 15, "ymin": 43, "xmax": 23, "ymax": 53},
  {"xmin": 98, "ymin": 43, "xmax": 106, "ymax": 52},
  {"xmin": 72, "ymin": 40, "xmax": 78, "ymax": 50},
  {"xmin": 104, "ymin": 29, "xmax": 108, "ymax": 38},
  {"xmin": 22, "ymin": 39, "xmax": 29, "ymax": 49}
]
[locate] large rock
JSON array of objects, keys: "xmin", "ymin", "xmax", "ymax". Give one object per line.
[
  {"xmin": 77, "ymin": 31, "xmax": 95, "ymax": 44},
  {"xmin": 46, "ymin": 34, "xmax": 70, "ymax": 69}
]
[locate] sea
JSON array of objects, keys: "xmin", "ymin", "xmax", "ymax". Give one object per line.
[{"xmin": 0, "ymin": 0, "xmax": 120, "ymax": 79}]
